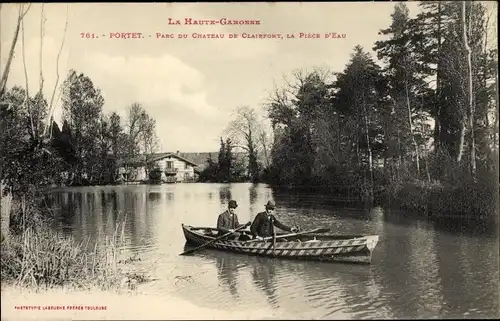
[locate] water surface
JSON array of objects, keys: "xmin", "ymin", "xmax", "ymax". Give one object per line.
[{"xmin": 53, "ymin": 183, "xmax": 499, "ymax": 319}]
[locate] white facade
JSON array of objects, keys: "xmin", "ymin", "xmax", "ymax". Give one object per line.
[
  {"xmin": 118, "ymin": 153, "xmax": 197, "ymax": 183},
  {"xmin": 154, "ymin": 155, "xmax": 195, "ymax": 182}
]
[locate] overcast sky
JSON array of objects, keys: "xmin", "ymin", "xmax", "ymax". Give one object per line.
[{"xmin": 1, "ymin": 2, "xmax": 497, "ymax": 152}]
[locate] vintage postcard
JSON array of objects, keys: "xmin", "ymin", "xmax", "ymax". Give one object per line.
[{"xmin": 1, "ymin": 1, "xmax": 498, "ymax": 320}]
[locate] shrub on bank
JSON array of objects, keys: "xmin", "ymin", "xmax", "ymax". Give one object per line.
[
  {"xmin": 388, "ymin": 177, "xmax": 497, "ymax": 219},
  {"xmin": 1, "ymin": 226, "xmax": 127, "ymax": 290}
]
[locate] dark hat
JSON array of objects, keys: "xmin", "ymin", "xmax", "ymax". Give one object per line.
[
  {"xmin": 228, "ymin": 200, "xmax": 238, "ymax": 209},
  {"xmin": 265, "ymin": 200, "xmax": 276, "ymax": 209}
]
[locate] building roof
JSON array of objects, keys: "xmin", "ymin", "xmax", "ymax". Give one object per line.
[
  {"xmin": 179, "ymin": 152, "xmax": 218, "ymax": 169},
  {"xmin": 118, "ymin": 151, "xmax": 248, "ymax": 169},
  {"xmin": 119, "ymin": 152, "xmax": 199, "ymax": 167}
]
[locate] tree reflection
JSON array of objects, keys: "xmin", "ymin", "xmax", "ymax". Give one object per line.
[
  {"xmin": 219, "ymin": 185, "xmax": 232, "ymax": 205},
  {"xmin": 148, "ymin": 192, "xmax": 161, "ymax": 202}
]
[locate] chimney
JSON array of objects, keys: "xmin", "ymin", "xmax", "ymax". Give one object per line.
[{"xmin": 176, "ymin": 150, "xmax": 180, "ymax": 155}]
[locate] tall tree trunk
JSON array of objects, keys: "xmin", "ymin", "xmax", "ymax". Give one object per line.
[
  {"xmin": 456, "ymin": 3, "xmax": 468, "ymax": 164},
  {"xmin": 434, "ymin": 1, "xmax": 443, "ymax": 151},
  {"xmin": 355, "ymin": 133, "xmax": 361, "ymax": 169},
  {"xmin": 495, "ymin": 50, "xmax": 500, "ymax": 153},
  {"xmin": 336, "ymin": 116, "xmax": 341, "ymax": 160},
  {"xmin": 0, "ymin": 182, "xmax": 12, "ymax": 243},
  {"xmin": 425, "ymin": 156, "xmax": 431, "ymax": 182},
  {"xmin": 0, "ymin": 13, "xmax": 22, "ymax": 97},
  {"xmin": 406, "ymin": 82, "xmax": 421, "ymax": 176},
  {"xmin": 362, "ymin": 101, "xmax": 374, "ymax": 197},
  {"xmin": 460, "ymin": 1, "xmax": 476, "ymax": 177},
  {"xmin": 457, "ymin": 104, "xmax": 468, "ymax": 163},
  {"xmin": 0, "ymin": 4, "xmax": 3, "ymax": 83},
  {"xmin": 0, "ymin": 5, "xmax": 32, "ymax": 97}
]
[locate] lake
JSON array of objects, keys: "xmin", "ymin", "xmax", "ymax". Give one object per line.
[{"xmin": 52, "ymin": 183, "xmax": 499, "ymax": 319}]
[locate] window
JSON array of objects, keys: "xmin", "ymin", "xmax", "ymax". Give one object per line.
[
  {"xmin": 184, "ymin": 163, "xmax": 188, "ymax": 170},
  {"xmin": 166, "ymin": 161, "xmax": 174, "ymax": 169}
]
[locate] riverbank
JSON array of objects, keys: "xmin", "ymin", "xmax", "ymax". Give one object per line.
[
  {"xmin": 268, "ymin": 174, "xmax": 499, "ymax": 221},
  {"xmin": 1, "ymin": 285, "xmax": 288, "ymax": 320},
  {"xmin": 0, "ymin": 203, "xmax": 150, "ymax": 292},
  {"xmin": 384, "ymin": 177, "xmax": 499, "ymax": 221}
]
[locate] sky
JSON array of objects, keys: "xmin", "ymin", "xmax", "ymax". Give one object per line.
[{"xmin": 1, "ymin": 2, "xmax": 497, "ymax": 152}]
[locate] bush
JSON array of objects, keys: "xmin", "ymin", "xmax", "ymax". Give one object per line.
[
  {"xmin": 1, "ymin": 225, "xmax": 125, "ymax": 290},
  {"xmin": 1, "ymin": 195, "xmax": 150, "ymax": 291},
  {"xmin": 388, "ymin": 174, "xmax": 497, "ymax": 219}
]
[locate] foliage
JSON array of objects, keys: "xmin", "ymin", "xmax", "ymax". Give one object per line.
[
  {"xmin": 224, "ymin": 106, "xmax": 271, "ymax": 182},
  {"xmin": 148, "ymin": 167, "xmax": 163, "ymax": 184},
  {"xmin": 1, "ymin": 87, "xmax": 69, "ymax": 196},
  {"xmin": 257, "ymin": 1, "xmax": 498, "ymax": 217},
  {"xmin": 0, "ymin": 69, "xmax": 160, "ymax": 189},
  {"xmin": 0, "ymin": 221, "xmax": 142, "ymax": 291},
  {"xmin": 198, "ymin": 138, "xmax": 249, "ymax": 183}
]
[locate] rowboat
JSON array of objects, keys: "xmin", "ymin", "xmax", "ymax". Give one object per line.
[{"xmin": 181, "ymin": 224, "xmax": 380, "ymax": 264}]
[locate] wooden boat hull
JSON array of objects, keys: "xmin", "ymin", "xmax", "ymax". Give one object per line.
[{"xmin": 181, "ymin": 224, "xmax": 379, "ymax": 264}]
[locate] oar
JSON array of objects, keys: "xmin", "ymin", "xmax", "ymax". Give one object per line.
[
  {"xmin": 248, "ymin": 227, "xmax": 331, "ymax": 243},
  {"xmin": 180, "ymin": 222, "xmax": 251, "ymax": 256}
]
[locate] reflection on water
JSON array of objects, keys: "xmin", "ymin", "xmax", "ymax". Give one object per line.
[
  {"xmin": 215, "ymin": 252, "xmax": 240, "ymax": 299},
  {"xmin": 52, "ymin": 183, "xmax": 499, "ymax": 319},
  {"xmin": 251, "ymin": 256, "xmax": 279, "ymax": 309}
]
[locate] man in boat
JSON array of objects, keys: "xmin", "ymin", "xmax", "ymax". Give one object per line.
[
  {"xmin": 250, "ymin": 200, "xmax": 299, "ymax": 240},
  {"xmin": 217, "ymin": 200, "xmax": 251, "ymax": 241}
]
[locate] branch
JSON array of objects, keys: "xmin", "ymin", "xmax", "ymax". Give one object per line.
[
  {"xmin": 45, "ymin": 4, "xmax": 69, "ymax": 138},
  {"xmin": 39, "ymin": 4, "xmax": 44, "ymax": 94},
  {"xmin": 0, "ymin": 5, "xmax": 26, "ymax": 96},
  {"xmin": 21, "ymin": 16, "xmax": 35, "ymax": 138},
  {"xmin": 37, "ymin": 4, "xmax": 45, "ymax": 136},
  {"xmin": 20, "ymin": 3, "xmax": 32, "ymax": 19},
  {"xmin": 0, "ymin": 4, "xmax": 3, "ymax": 78}
]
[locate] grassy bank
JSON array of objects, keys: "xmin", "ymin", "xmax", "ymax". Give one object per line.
[
  {"xmin": 1, "ymin": 196, "xmax": 149, "ymax": 292},
  {"xmin": 385, "ymin": 177, "xmax": 499, "ymax": 220},
  {"xmin": 2, "ymin": 228, "xmax": 123, "ymax": 291}
]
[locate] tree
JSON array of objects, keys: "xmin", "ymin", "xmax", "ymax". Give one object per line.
[
  {"xmin": 124, "ymin": 103, "xmax": 158, "ymax": 156},
  {"xmin": 332, "ymin": 46, "xmax": 386, "ymax": 196},
  {"xmin": 461, "ymin": 1, "xmax": 475, "ymax": 176},
  {"xmin": 407, "ymin": 1, "xmax": 495, "ymax": 178},
  {"xmin": 257, "ymin": 120, "xmax": 273, "ymax": 169},
  {"xmin": 60, "ymin": 70, "xmax": 105, "ymax": 184},
  {"xmin": 224, "ymin": 106, "xmax": 263, "ymax": 182},
  {"xmin": 109, "ymin": 112, "xmax": 124, "ymax": 157},
  {"xmin": 374, "ymin": 2, "xmax": 433, "ymax": 179},
  {"xmin": 0, "ymin": 4, "xmax": 32, "ymax": 97},
  {"xmin": 266, "ymin": 69, "xmax": 332, "ymax": 189},
  {"xmin": 198, "ymin": 153, "xmax": 218, "ymax": 182}
]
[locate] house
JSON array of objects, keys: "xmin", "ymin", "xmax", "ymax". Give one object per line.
[
  {"xmin": 151, "ymin": 151, "xmax": 199, "ymax": 183},
  {"xmin": 118, "ymin": 151, "xmax": 199, "ymax": 183}
]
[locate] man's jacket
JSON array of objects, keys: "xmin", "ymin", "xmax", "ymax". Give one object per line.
[
  {"xmin": 217, "ymin": 210, "xmax": 243, "ymax": 235},
  {"xmin": 250, "ymin": 212, "xmax": 292, "ymax": 238}
]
